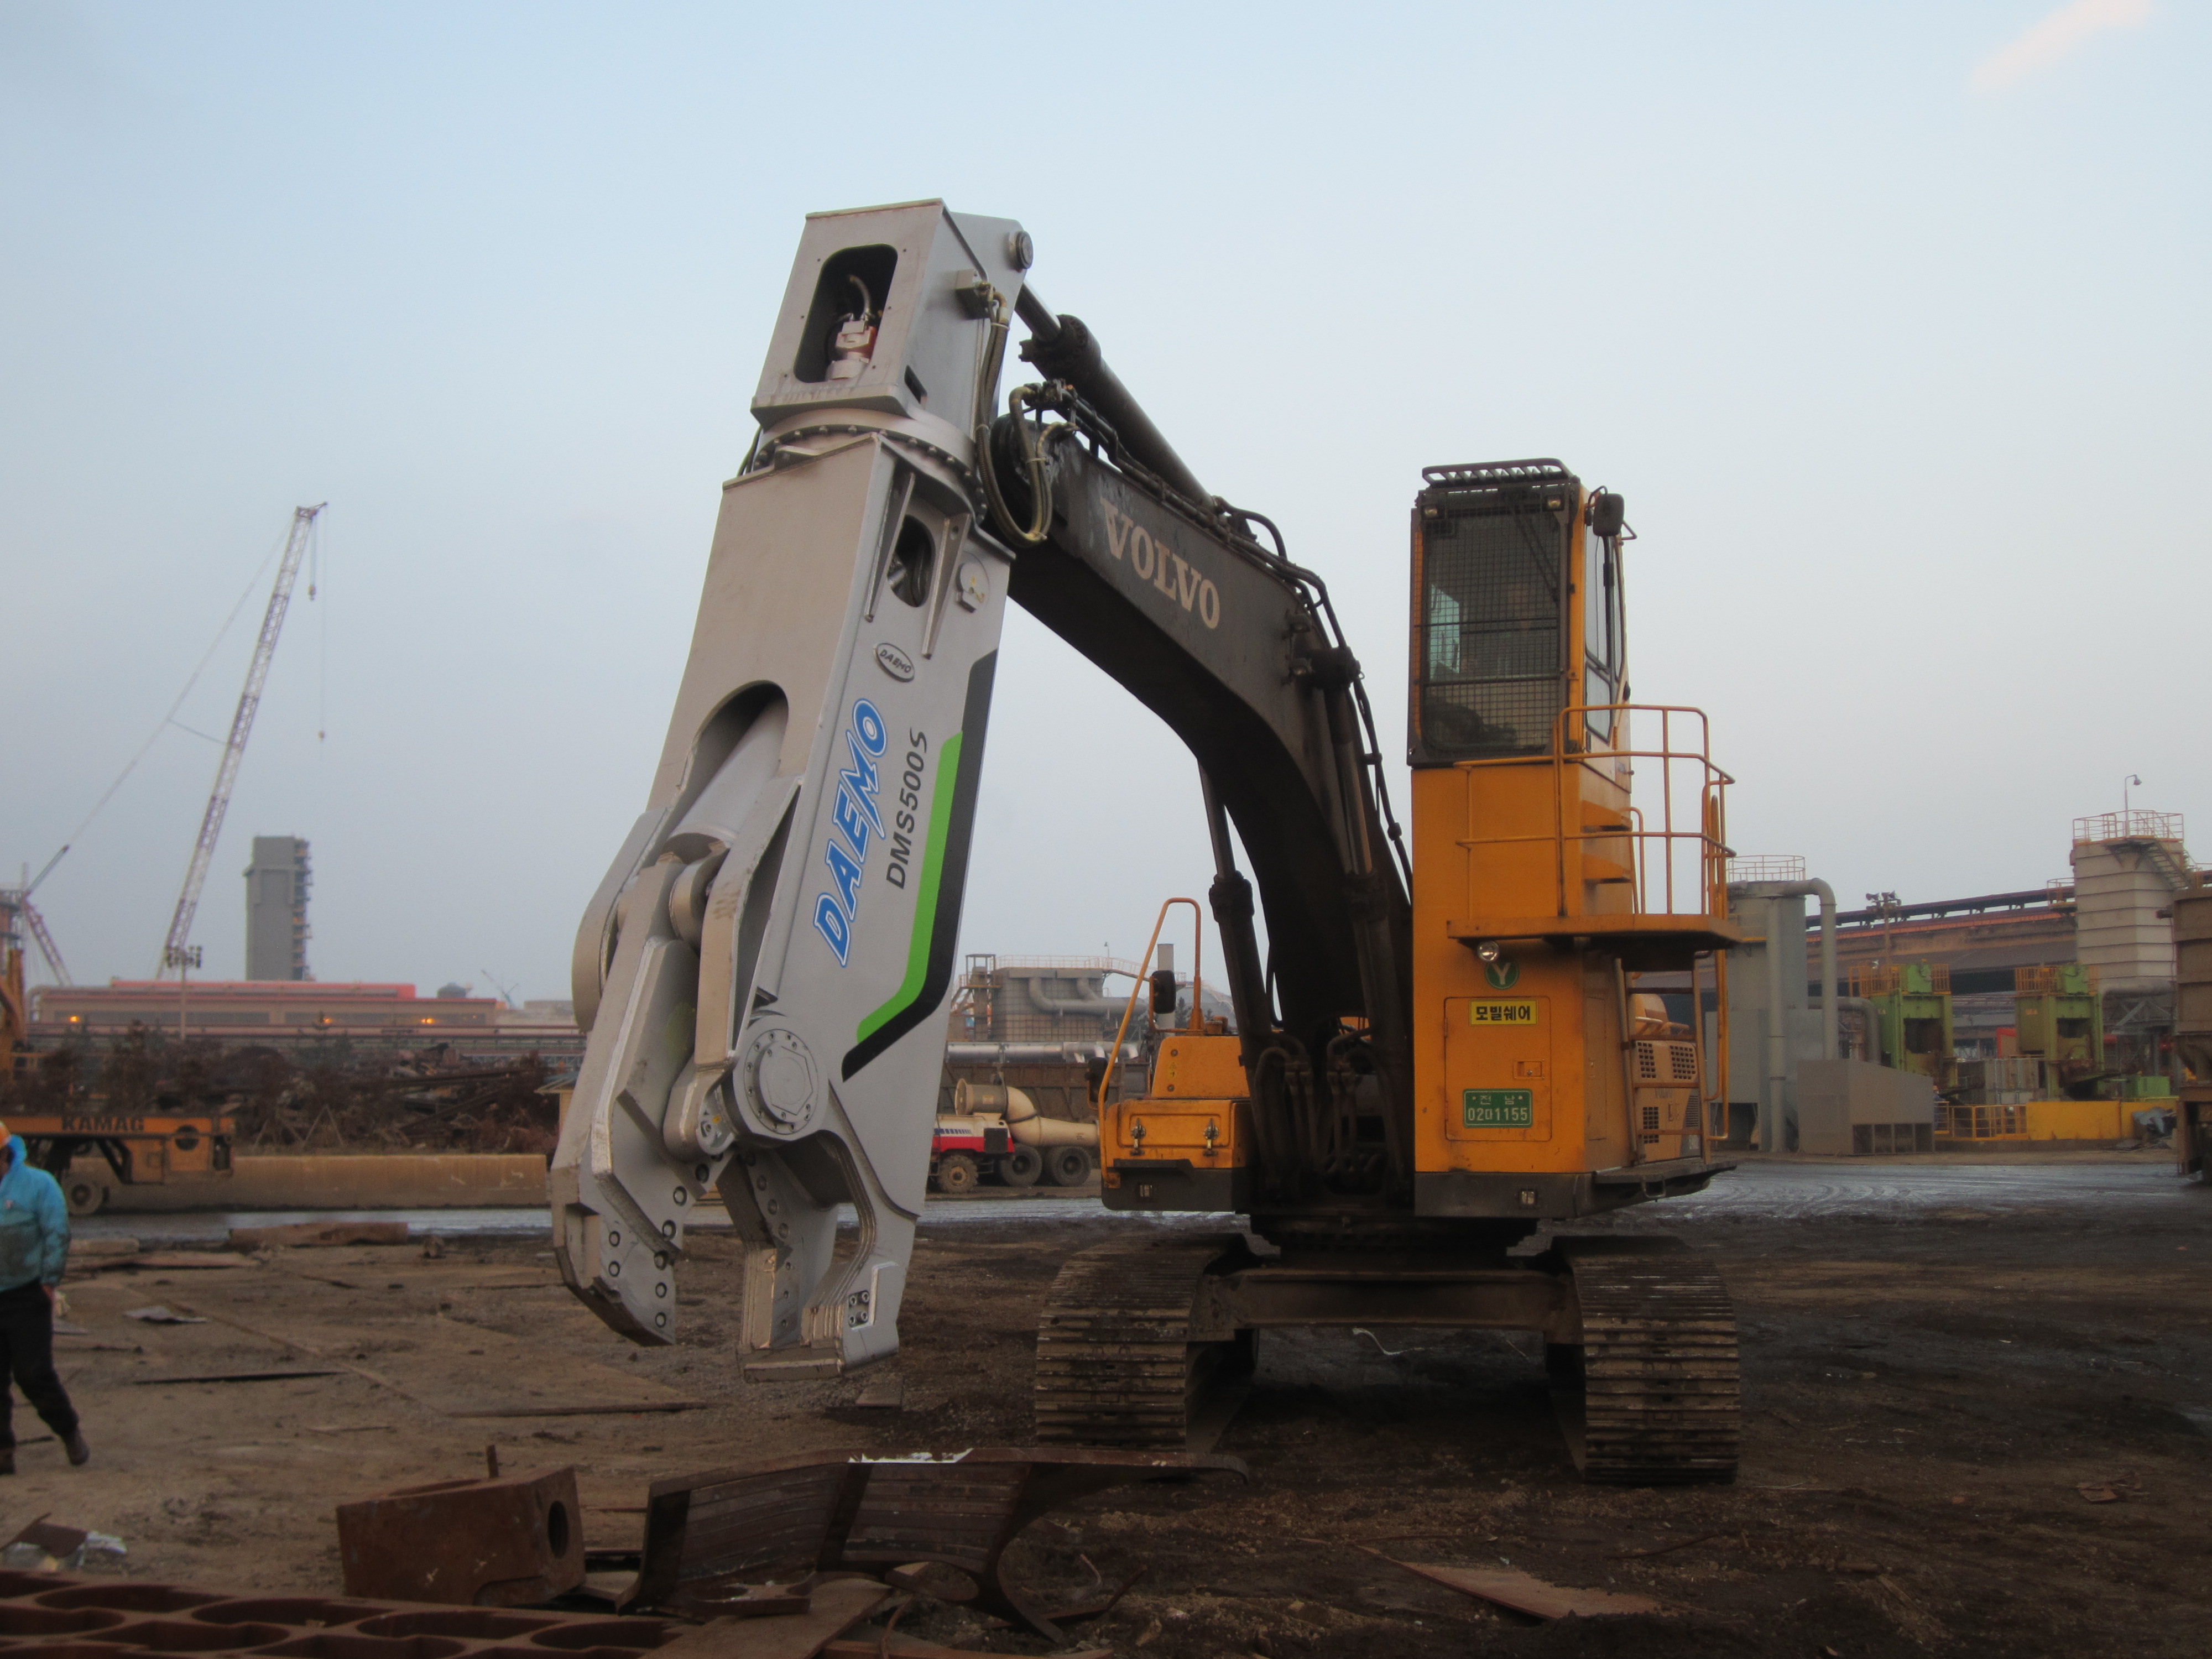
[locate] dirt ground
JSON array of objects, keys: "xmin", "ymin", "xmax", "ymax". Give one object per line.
[{"xmin": 19, "ymin": 1155, "xmax": 2211, "ymax": 1659}]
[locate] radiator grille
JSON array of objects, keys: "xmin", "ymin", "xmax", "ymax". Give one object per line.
[{"xmin": 1634, "ymin": 1040, "xmax": 1700, "ymax": 1086}]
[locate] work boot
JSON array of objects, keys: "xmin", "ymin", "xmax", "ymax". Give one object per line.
[{"xmin": 63, "ymin": 1433, "xmax": 88, "ymax": 1467}]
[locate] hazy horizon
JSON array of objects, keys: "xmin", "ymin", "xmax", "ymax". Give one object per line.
[{"xmin": 4, "ymin": 1, "xmax": 2204, "ymax": 1001}]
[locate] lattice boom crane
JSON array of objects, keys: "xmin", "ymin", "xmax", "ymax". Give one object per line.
[{"xmin": 158, "ymin": 504, "xmax": 323, "ymax": 975}]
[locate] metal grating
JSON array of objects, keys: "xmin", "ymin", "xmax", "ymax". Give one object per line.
[
  {"xmin": 1725, "ymin": 854, "xmax": 1806, "ymax": 885},
  {"xmin": 0, "ymin": 1570, "xmax": 678, "ymax": 1658},
  {"xmin": 1413, "ymin": 506, "xmax": 1563, "ymax": 759}
]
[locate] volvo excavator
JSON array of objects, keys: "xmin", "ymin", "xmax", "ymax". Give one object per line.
[{"xmin": 552, "ymin": 200, "xmax": 1745, "ymax": 1484}]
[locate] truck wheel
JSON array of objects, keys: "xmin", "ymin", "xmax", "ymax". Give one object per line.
[
  {"xmin": 936, "ymin": 1153, "xmax": 980, "ymax": 1196},
  {"xmin": 1001, "ymin": 1145, "xmax": 1042, "ymax": 1188},
  {"xmin": 65, "ymin": 1178, "xmax": 108, "ymax": 1218},
  {"xmin": 1046, "ymin": 1145, "xmax": 1093, "ymax": 1187}
]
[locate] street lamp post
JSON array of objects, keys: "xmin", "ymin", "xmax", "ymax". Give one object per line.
[
  {"xmin": 163, "ymin": 945, "xmax": 202, "ymax": 1041},
  {"xmin": 1865, "ymin": 891, "xmax": 1901, "ymax": 964}
]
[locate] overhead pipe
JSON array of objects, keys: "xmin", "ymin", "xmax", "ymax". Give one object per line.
[
  {"xmin": 944, "ymin": 1041, "xmax": 1141, "ymax": 1065},
  {"xmin": 1011, "ymin": 978, "xmax": 1128, "ymax": 1020}
]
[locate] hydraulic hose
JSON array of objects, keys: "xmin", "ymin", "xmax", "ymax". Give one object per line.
[{"xmin": 1015, "ymin": 289, "xmax": 1212, "ymax": 509}]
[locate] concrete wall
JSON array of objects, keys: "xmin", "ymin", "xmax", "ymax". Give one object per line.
[
  {"xmin": 104, "ymin": 1154, "xmax": 550, "ymax": 1211},
  {"xmin": 1719, "ymin": 885, "xmax": 1825, "ymax": 1142},
  {"xmin": 1797, "ymin": 1060, "xmax": 1936, "ymax": 1156}
]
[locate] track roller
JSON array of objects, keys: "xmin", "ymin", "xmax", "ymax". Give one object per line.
[
  {"xmin": 1550, "ymin": 1238, "xmax": 1740, "ymax": 1484},
  {"xmin": 1034, "ymin": 1233, "xmax": 1251, "ymax": 1448}
]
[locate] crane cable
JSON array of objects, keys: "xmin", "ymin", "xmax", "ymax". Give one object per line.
[{"xmin": 29, "ymin": 519, "xmax": 294, "ymax": 898}]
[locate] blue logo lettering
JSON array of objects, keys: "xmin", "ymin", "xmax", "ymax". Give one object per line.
[
  {"xmin": 813, "ymin": 698, "xmax": 893, "ymax": 967},
  {"xmin": 813, "ymin": 894, "xmax": 851, "ymax": 964}
]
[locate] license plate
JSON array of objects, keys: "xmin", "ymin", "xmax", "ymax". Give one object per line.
[
  {"xmin": 1463, "ymin": 1089, "xmax": 1534, "ymax": 1128},
  {"xmin": 1470, "ymin": 1000, "xmax": 1538, "ymax": 1026}
]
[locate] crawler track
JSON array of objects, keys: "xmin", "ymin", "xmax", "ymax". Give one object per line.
[
  {"xmin": 1556, "ymin": 1241, "xmax": 1740, "ymax": 1484},
  {"xmin": 1033, "ymin": 1234, "xmax": 1247, "ymax": 1448}
]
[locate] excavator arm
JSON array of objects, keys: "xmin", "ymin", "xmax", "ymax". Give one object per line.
[
  {"xmin": 552, "ymin": 202, "xmax": 1408, "ymax": 1371},
  {"xmin": 984, "ymin": 330, "xmax": 1415, "ymax": 1206}
]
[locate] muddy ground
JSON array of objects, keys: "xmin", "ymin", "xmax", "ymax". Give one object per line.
[{"xmin": 20, "ymin": 1156, "xmax": 2211, "ymax": 1658}]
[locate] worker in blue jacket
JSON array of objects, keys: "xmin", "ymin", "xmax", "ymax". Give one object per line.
[{"xmin": 0, "ymin": 1126, "xmax": 88, "ymax": 1473}]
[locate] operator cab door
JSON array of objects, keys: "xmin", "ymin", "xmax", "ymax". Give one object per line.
[{"xmin": 1580, "ymin": 515, "xmax": 1624, "ymax": 747}]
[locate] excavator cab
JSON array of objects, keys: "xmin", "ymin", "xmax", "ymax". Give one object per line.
[{"xmin": 1407, "ymin": 461, "xmax": 1739, "ymax": 1218}]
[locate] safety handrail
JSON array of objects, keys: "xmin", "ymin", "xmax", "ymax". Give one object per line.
[
  {"xmin": 1450, "ymin": 703, "xmax": 1734, "ymax": 920},
  {"xmin": 1094, "ymin": 898, "xmax": 1205, "ymax": 1113}
]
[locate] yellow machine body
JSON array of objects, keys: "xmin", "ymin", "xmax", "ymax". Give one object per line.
[
  {"xmin": 1039, "ymin": 450, "xmax": 1747, "ymax": 1480},
  {"xmin": 1102, "ymin": 461, "xmax": 1736, "ymax": 1223},
  {"xmin": 1405, "ymin": 461, "xmax": 1735, "ymax": 1218},
  {"xmin": 1098, "ymin": 1032, "xmax": 1254, "ymax": 1206}
]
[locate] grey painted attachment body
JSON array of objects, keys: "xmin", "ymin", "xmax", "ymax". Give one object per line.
[
  {"xmin": 553, "ymin": 202, "xmax": 1031, "ymax": 1371},
  {"xmin": 559, "ymin": 196, "xmax": 1415, "ymax": 1369}
]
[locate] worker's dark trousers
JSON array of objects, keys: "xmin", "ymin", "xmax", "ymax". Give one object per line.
[{"xmin": 0, "ymin": 1281, "xmax": 79, "ymax": 1446}]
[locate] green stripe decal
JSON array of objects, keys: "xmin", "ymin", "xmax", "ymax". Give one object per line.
[
  {"xmin": 854, "ymin": 731, "xmax": 962, "ymax": 1045},
  {"xmin": 840, "ymin": 651, "xmax": 996, "ymax": 1080}
]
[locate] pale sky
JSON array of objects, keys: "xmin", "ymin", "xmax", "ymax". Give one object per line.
[{"xmin": 3, "ymin": 1, "xmax": 2205, "ymax": 1000}]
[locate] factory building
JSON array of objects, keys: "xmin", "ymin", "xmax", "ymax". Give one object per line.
[
  {"xmin": 1828, "ymin": 811, "xmax": 2195, "ymax": 1077},
  {"xmin": 30, "ymin": 980, "xmax": 579, "ymax": 1063},
  {"xmin": 1699, "ymin": 809, "xmax": 2197, "ymax": 1151},
  {"xmin": 2069, "ymin": 811, "xmax": 2191, "ymax": 992}
]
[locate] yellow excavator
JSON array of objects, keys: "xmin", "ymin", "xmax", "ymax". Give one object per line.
[
  {"xmin": 1055, "ymin": 461, "xmax": 1741, "ymax": 1481},
  {"xmin": 555, "ymin": 201, "xmax": 1743, "ymax": 1483}
]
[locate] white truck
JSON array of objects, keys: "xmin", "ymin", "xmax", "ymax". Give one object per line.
[{"xmin": 928, "ymin": 1081, "xmax": 1097, "ymax": 1193}]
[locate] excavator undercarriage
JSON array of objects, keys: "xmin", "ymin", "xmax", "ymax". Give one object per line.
[{"xmin": 1035, "ymin": 1232, "xmax": 1739, "ymax": 1484}]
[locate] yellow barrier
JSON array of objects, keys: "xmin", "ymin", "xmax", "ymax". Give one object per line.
[
  {"xmin": 2024, "ymin": 1098, "xmax": 2127, "ymax": 1141},
  {"xmin": 1938, "ymin": 1099, "xmax": 2128, "ymax": 1143}
]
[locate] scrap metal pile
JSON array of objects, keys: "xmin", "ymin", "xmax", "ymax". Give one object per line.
[
  {"xmin": 0, "ymin": 1448, "xmax": 1246, "ymax": 1659},
  {"xmin": 0, "ymin": 1031, "xmax": 561, "ymax": 1155}
]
